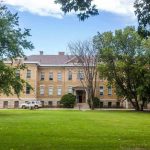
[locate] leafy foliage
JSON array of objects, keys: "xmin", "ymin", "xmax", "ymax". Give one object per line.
[
  {"xmin": 134, "ymin": 0, "xmax": 150, "ymax": 38},
  {"xmin": 94, "ymin": 26, "xmax": 150, "ymax": 111},
  {"xmin": 88, "ymin": 97, "xmax": 100, "ymax": 108},
  {"xmin": 55, "ymin": 0, "xmax": 99, "ymax": 21},
  {"xmin": 0, "ymin": 4, "xmax": 34, "ymax": 96},
  {"xmin": 60, "ymin": 93, "xmax": 76, "ymax": 108}
]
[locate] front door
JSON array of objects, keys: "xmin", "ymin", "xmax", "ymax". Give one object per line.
[{"xmin": 79, "ymin": 95, "xmax": 82, "ymax": 103}]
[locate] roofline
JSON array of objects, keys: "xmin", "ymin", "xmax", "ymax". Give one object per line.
[
  {"xmin": 4, "ymin": 61, "xmax": 40, "ymax": 65},
  {"xmin": 4, "ymin": 61, "xmax": 83, "ymax": 67}
]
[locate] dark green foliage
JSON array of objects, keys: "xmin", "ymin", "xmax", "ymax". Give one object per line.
[
  {"xmin": 60, "ymin": 93, "xmax": 76, "ymax": 108},
  {"xmin": 88, "ymin": 97, "xmax": 100, "ymax": 108},
  {"xmin": 0, "ymin": 4, "xmax": 34, "ymax": 96},
  {"xmin": 55, "ymin": 0, "xmax": 99, "ymax": 21},
  {"xmin": 94, "ymin": 26, "xmax": 150, "ymax": 111},
  {"xmin": 134, "ymin": 0, "xmax": 150, "ymax": 38}
]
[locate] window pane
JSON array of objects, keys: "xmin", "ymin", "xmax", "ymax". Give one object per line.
[
  {"xmin": 68, "ymin": 86, "xmax": 72, "ymax": 93},
  {"xmin": 57, "ymin": 72, "xmax": 62, "ymax": 81},
  {"xmin": 16, "ymin": 70, "xmax": 20, "ymax": 78},
  {"xmin": 100, "ymin": 86, "xmax": 104, "ymax": 95},
  {"xmin": 49, "ymin": 72, "xmax": 53, "ymax": 80},
  {"xmin": 108, "ymin": 86, "xmax": 112, "ymax": 95},
  {"xmin": 26, "ymin": 84, "xmax": 30, "ymax": 94},
  {"xmin": 27, "ymin": 70, "xmax": 31, "ymax": 78},
  {"xmin": 48, "ymin": 87, "xmax": 53, "ymax": 95},
  {"xmin": 40, "ymin": 86, "xmax": 44, "ymax": 95},
  {"xmin": 40, "ymin": 72, "xmax": 45, "ymax": 80},
  {"xmin": 57, "ymin": 87, "xmax": 62, "ymax": 95},
  {"xmin": 68, "ymin": 71, "xmax": 72, "ymax": 80}
]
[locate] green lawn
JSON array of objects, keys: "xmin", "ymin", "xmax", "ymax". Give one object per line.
[{"xmin": 0, "ymin": 110, "xmax": 150, "ymax": 150}]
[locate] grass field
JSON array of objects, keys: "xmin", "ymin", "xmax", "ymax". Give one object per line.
[{"xmin": 0, "ymin": 110, "xmax": 150, "ymax": 150}]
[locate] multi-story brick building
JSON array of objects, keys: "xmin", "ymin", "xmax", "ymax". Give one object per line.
[{"xmin": 0, "ymin": 51, "xmax": 125, "ymax": 109}]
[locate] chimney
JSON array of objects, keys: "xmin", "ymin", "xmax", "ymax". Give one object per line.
[
  {"xmin": 58, "ymin": 52, "xmax": 65, "ymax": 55},
  {"xmin": 40, "ymin": 51, "xmax": 43, "ymax": 55}
]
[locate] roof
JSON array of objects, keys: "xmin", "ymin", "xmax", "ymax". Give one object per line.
[{"xmin": 26, "ymin": 54, "xmax": 72, "ymax": 65}]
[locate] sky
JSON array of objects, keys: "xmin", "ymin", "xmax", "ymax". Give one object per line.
[{"xmin": 3, "ymin": 0, "xmax": 137, "ymax": 56}]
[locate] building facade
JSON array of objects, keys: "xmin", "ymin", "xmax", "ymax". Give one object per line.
[{"xmin": 0, "ymin": 52, "xmax": 124, "ymax": 109}]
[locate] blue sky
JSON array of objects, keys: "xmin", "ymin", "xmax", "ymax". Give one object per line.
[{"xmin": 4, "ymin": 0, "xmax": 137, "ymax": 56}]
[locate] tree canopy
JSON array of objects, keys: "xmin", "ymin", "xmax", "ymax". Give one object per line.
[
  {"xmin": 134, "ymin": 0, "xmax": 150, "ymax": 38},
  {"xmin": 94, "ymin": 26, "xmax": 150, "ymax": 111},
  {"xmin": 0, "ymin": 4, "xmax": 34, "ymax": 96},
  {"xmin": 55, "ymin": 0, "xmax": 99, "ymax": 21}
]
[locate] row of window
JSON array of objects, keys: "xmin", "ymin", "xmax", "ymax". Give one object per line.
[
  {"xmin": 100, "ymin": 86, "xmax": 112, "ymax": 96},
  {"xmin": 26, "ymin": 85, "xmax": 112, "ymax": 96},
  {"xmin": 40, "ymin": 71, "xmax": 84, "ymax": 81},
  {"xmin": 16, "ymin": 70, "xmax": 32, "ymax": 78},
  {"xmin": 39, "ymin": 86, "xmax": 73, "ymax": 96}
]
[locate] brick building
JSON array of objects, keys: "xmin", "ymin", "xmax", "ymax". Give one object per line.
[{"xmin": 0, "ymin": 51, "xmax": 125, "ymax": 108}]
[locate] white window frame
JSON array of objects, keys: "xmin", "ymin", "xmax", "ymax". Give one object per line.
[
  {"xmin": 68, "ymin": 71, "xmax": 72, "ymax": 80},
  {"xmin": 26, "ymin": 70, "xmax": 31, "ymax": 78},
  {"xmin": 100, "ymin": 86, "xmax": 104, "ymax": 96},
  {"xmin": 108, "ymin": 86, "xmax": 112, "ymax": 95},
  {"xmin": 57, "ymin": 87, "xmax": 62, "ymax": 96},
  {"xmin": 49, "ymin": 72, "xmax": 53, "ymax": 80},
  {"xmin": 40, "ymin": 85, "xmax": 45, "ymax": 95},
  {"xmin": 57, "ymin": 72, "xmax": 62, "ymax": 81},
  {"xmin": 68, "ymin": 86, "xmax": 72, "ymax": 93},
  {"xmin": 48, "ymin": 86, "xmax": 53, "ymax": 96},
  {"xmin": 40, "ymin": 72, "xmax": 45, "ymax": 80}
]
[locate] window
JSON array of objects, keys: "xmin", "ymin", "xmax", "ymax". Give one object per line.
[
  {"xmin": 108, "ymin": 86, "xmax": 112, "ymax": 95},
  {"xmin": 68, "ymin": 71, "xmax": 72, "ymax": 80},
  {"xmin": 77, "ymin": 71, "xmax": 84, "ymax": 80},
  {"xmin": 40, "ymin": 72, "xmax": 45, "ymax": 80},
  {"xmin": 27, "ymin": 70, "xmax": 31, "ymax": 78},
  {"xmin": 49, "ymin": 72, "xmax": 53, "ymax": 80},
  {"xmin": 116, "ymin": 102, "xmax": 120, "ymax": 108},
  {"xmin": 16, "ymin": 70, "xmax": 20, "ymax": 78},
  {"xmin": 100, "ymin": 102, "xmax": 103, "ymax": 108},
  {"xmin": 68, "ymin": 86, "xmax": 72, "ymax": 93},
  {"xmin": 3, "ymin": 101, "xmax": 8, "ymax": 108},
  {"xmin": 26, "ymin": 84, "xmax": 30, "ymax": 94},
  {"xmin": 57, "ymin": 87, "xmax": 62, "ymax": 96},
  {"xmin": 100, "ymin": 86, "xmax": 104, "ymax": 95},
  {"xmin": 108, "ymin": 102, "xmax": 112, "ymax": 108},
  {"xmin": 48, "ymin": 86, "xmax": 53, "ymax": 95},
  {"xmin": 57, "ymin": 72, "xmax": 62, "ymax": 81},
  {"xmin": 40, "ymin": 86, "xmax": 44, "ymax": 95},
  {"xmin": 48, "ymin": 101, "xmax": 53, "ymax": 107},
  {"xmin": 14, "ymin": 101, "xmax": 19, "ymax": 108}
]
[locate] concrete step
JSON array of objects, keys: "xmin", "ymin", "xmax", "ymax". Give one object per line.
[{"xmin": 74, "ymin": 103, "xmax": 90, "ymax": 109}]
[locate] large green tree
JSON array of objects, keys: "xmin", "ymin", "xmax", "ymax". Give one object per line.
[
  {"xmin": 94, "ymin": 26, "xmax": 150, "ymax": 111},
  {"xmin": 0, "ymin": 4, "xmax": 34, "ymax": 96},
  {"xmin": 134, "ymin": 0, "xmax": 150, "ymax": 38},
  {"xmin": 55, "ymin": 0, "xmax": 98, "ymax": 21}
]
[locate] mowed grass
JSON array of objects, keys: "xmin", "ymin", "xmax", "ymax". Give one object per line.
[{"xmin": 0, "ymin": 110, "xmax": 150, "ymax": 150}]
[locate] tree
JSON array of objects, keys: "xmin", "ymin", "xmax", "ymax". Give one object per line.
[
  {"xmin": 55, "ymin": 0, "xmax": 99, "ymax": 21},
  {"xmin": 94, "ymin": 26, "xmax": 150, "ymax": 111},
  {"xmin": 68, "ymin": 40, "xmax": 99, "ymax": 109},
  {"xmin": 60, "ymin": 93, "xmax": 76, "ymax": 108},
  {"xmin": 0, "ymin": 4, "xmax": 34, "ymax": 96},
  {"xmin": 134, "ymin": 0, "xmax": 150, "ymax": 38}
]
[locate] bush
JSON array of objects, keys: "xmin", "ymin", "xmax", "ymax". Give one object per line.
[
  {"xmin": 60, "ymin": 93, "xmax": 76, "ymax": 108},
  {"xmin": 88, "ymin": 97, "xmax": 100, "ymax": 108}
]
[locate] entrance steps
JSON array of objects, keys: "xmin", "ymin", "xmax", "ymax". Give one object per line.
[{"xmin": 74, "ymin": 103, "xmax": 90, "ymax": 110}]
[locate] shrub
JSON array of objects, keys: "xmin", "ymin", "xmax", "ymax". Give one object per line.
[
  {"xmin": 88, "ymin": 97, "xmax": 100, "ymax": 108},
  {"xmin": 60, "ymin": 93, "xmax": 76, "ymax": 108}
]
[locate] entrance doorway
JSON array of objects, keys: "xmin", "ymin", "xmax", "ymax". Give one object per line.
[
  {"xmin": 76, "ymin": 90, "xmax": 86, "ymax": 103},
  {"xmin": 14, "ymin": 101, "xmax": 19, "ymax": 108}
]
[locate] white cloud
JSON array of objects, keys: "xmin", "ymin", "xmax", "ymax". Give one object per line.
[
  {"xmin": 3, "ymin": 0, "xmax": 135, "ymax": 18},
  {"xmin": 93, "ymin": 0, "xmax": 135, "ymax": 16}
]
